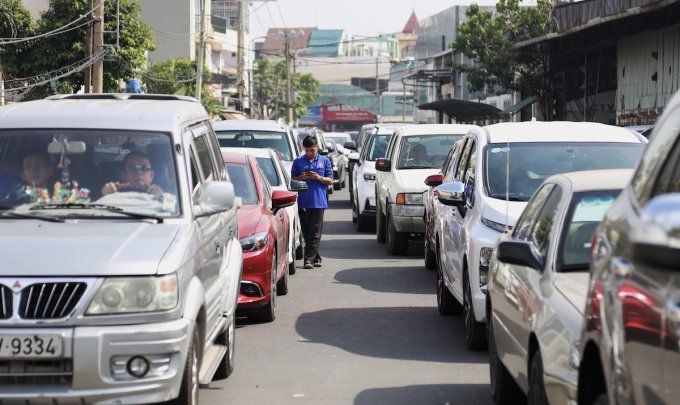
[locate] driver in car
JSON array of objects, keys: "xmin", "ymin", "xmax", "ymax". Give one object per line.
[
  {"xmin": 101, "ymin": 152, "xmax": 163, "ymax": 196},
  {"xmin": 21, "ymin": 152, "xmax": 54, "ymax": 189}
]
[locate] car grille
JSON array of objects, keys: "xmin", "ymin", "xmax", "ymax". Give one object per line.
[
  {"xmin": 19, "ymin": 282, "xmax": 87, "ymax": 320},
  {"xmin": 0, "ymin": 285, "xmax": 10, "ymax": 320},
  {"xmin": 0, "ymin": 359, "xmax": 73, "ymax": 386}
]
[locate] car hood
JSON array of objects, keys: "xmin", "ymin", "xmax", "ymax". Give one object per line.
[
  {"xmin": 481, "ymin": 197, "xmax": 527, "ymax": 227},
  {"xmin": 0, "ymin": 221, "xmax": 181, "ymax": 276},
  {"xmin": 237, "ymin": 204, "xmax": 263, "ymax": 238},
  {"xmin": 554, "ymin": 272, "xmax": 590, "ymax": 315},
  {"xmin": 395, "ymin": 169, "xmax": 440, "ymax": 193}
]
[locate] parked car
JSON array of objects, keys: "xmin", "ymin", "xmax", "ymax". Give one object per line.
[
  {"xmin": 0, "ymin": 94, "xmax": 242, "ymax": 403},
  {"xmin": 487, "ymin": 169, "xmax": 632, "ymax": 404},
  {"xmin": 347, "ymin": 130, "xmax": 359, "ymax": 142},
  {"xmin": 578, "ymin": 90, "xmax": 680, "ymax": 405},
  {"xmin": 324, "ymin": 132, "xmax": 353, "ymax": 156},
  {"xmin": 223, "ymin": 151, "xmax": 297, "ymax": 322},
  {"xmin": 433, "ymin": 121, "xmax": 647, "ymax": 350},
  {"xmin": 347, "ymin": 124, "xmax": 381, "ymax": 203},
  {"xmin": 295, "ymin": 128, "xmax": 335, "ymax": 197},
  {"xmin": 350, "ymin": 125, "xmax": 394, "ymax": 231},
  {"xmin": 213, "ymin": 120, "xmax": 301, "ymax": 174},
  {"xmin": 221, "ymin": 147, "xmax": 306, "ymax": 275},
  {"xmin": 325, "ymin": 138, "xmax": 348, "ymax": 190},
  {"xmin": 375, "ymin": 124, "xmax": 476, "ymax": 255}
]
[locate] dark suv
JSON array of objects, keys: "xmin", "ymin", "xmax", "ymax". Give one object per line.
[{"xmin": 578, "ymin": 91, "xmax": 680, "ymax": 405}]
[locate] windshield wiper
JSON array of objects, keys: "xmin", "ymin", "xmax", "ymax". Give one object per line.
[
  {"xmin": 0, "ymin": 210, "xmax": 65, "ymax": 223},
  {"xmin": 30, "ymin": 203, "xmax": 165, "ymax": 223},
  {"xmin": 399, "ymin": 165, "xmax": 434, "ymax": 169}
]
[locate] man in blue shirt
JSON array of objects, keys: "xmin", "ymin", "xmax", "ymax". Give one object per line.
[{"xmin": 291, "ymin": 136, "xmax": 333, "ymax": 269}]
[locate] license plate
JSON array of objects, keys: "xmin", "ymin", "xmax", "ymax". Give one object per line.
[{"xmin": 0, "ymin": 335, "xmax": 63, "ymax": 358}]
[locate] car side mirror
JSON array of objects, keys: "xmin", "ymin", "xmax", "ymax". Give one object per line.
[
  {"xmin": 272, "ymin": 190, "xmax": 297, "ymax": 210},
  {"xmin": 425, "ymin": 174, "xmax": 444, "ymax": 187},
  {"xmin": 319, "ymin": 148, "xmax": 329, "ymax": 156},
  {"xmin": 375, "ymin": 158, "xmax": 391, "ymax": 172},
  {"xmin": 497, "ymin": 241, "xmax": 544, "ymax": 271},
  {"xmin": 434, "ymin": 182, "xmax": 465, "ymax": 207},
  {"xmin": 289, "ymin": 179, "xmax": 308, "ymax": 192},
  {"xmin": 631, "ymin": 193, "xmax": 680, "ymax": 270},
  {"xmin": 326, "ymin": 144, "xmax": 336, "ymax": 152},
  {"xmin": 194, "ymin": 180, "xmax": 235, "ymax": 217},
  {"xmin": 344, "ymin": 141, "xmax": 357, "ymax": 150}
]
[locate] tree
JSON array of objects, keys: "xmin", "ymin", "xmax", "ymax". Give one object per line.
[
  {"xmin": 252, "ymin": 59, "xmax": 320, "ymax": 120},
  {"xmin": 451, "ymin": 0, "xmax": 555, "ymax": 118},
  {"xmin": 0, "ymin": 0, "xmax": 35, "ymax": 77},
  {"xmin": 143, "ymin": 57, "xmax": 222, "ymax": 115},
  {"xmin": 22, "ymin": 0, "xmax": 154, "ymax": 99}
]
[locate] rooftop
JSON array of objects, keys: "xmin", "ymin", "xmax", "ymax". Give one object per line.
[
  {"xmin": 552, "ymin": 169, "xmax": 634, "ymax": 193},
  {"xmin": 213, "ymin": 120, "xmax": 288, "ymax": 132},
  {"xmin": 483, "ymin": 121, "xmax": 646, "ymax": 144}
]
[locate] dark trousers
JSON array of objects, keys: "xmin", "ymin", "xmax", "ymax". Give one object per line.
[{"xmin": 299, "ymin": 208, "xmax": 325, "ymax": 264}]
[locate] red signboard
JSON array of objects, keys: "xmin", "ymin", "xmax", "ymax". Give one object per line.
[{"xmin": 321, "ymin": 103, "xmax": 376, "ymax": 123}]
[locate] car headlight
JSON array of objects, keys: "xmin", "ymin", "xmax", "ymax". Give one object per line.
[
  {"xmin": 481, "ymin": 217, "xmax": 512, "ymax": 233},
  {"xmin": 239, "ymin": 231, "xmax": 268, "ymax": 252},
  {"xmin": 87, "ymin": 274, "xmax": 178, "ymax": 315},
  {"xmin": 363, "ymin": 173, "xmax": 376, "ymax": 181},
  {"xmin": 396, "ymin": 192, "xmax": 424, "ymax": 205}
]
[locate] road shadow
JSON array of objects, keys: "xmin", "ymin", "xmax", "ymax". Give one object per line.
[
  {"xmin": 354, "ymin": 384, "xmax": 492, "ymax": 405},
  {"xmin": 334, "ymin": 266, "xmax": 435, "ymax": 295},
  {"xmin": 295, "ymin": 306, "xmax": 488, "ymax": 364},
  {"xmin": 328, "ymin": 196, "xmax": 352, "ymax": 209},
  {"xmin": 321, "ymin": 235, "xmax": 424, "ymax": 259}
]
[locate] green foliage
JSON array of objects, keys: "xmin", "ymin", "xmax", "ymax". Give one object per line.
[
  {"xmin": 253, "ymin": 59, "xmax": 320, "ymax": 121},
  {"xmin": 451, "ymin": 0, "xmax": 554, "ymax": 117},
  {"xmin": 143, "ymin": 57, "xmax": 222, "ymax": 115},
  {"xmin": 0, "ymin": 0, "xmax": 35, "ymax": 76}
]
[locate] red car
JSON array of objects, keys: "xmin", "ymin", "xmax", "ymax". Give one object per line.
[{"xmin": 223, "ymin": 152, "xmax": 297, "ymax": 322}]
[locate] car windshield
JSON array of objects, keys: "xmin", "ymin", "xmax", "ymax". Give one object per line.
[
  {"xmin": 560, "ymin": 190, "xmax": 620, "ymax": 270},
  {"xmin": 326, "ymin": 135, "xmax": 351, "ymax": 145},
  {"xmin": 256, "ymin": 157, "xmax": 280, "ymax": 187},
  {"xmin": 225, "ymin": 163, "xmax": 259, "ymax": 205},
  {"xmin": 0, "ymin": 129, "xmax": 180, "ymax": 217},
  {"xmin": 216, "ymin": 130, "xmax": 293, "ymax": 161},
  {"xmin": 366, "ymin": 134, "xmax": 392, "ymax": 161},
  {"xmin": 397, "ymin": 135, "xmax": 463, "ymax": 169},
  {"xmin": 485, "ymin": 142, "xmax": 644, "ymax": 201}
]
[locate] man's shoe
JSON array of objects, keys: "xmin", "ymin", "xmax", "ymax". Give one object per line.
[
  {"xmin": 313, "ymin": 262, "xmax": 322, "ymax": 267},
  {"xmin": 304, "ymin": 262, "xmax": 314, "ymax": 269}
]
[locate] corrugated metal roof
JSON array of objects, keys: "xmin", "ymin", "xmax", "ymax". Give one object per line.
[{"xmin": 307, "ymin": 30, "xmax": 345, "ymax": 56}]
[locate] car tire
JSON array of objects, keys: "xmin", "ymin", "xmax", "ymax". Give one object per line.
[
  {"xmin": 288, "ymin": 259, "xmax": 296, "ymax": 276},
  {"xmin": 173, "ymin": 325, "xmax": 200, "ymax": 405},
  {"xmin": 437, "ymin": 252, "xmax": 462, "ymax": 315},
  {"xmin": 528, "ymin": 350, "xmax": 549, "ymax": 405},
  {"xmin": 386, "ymin": 211, "xmax": 409, "ymax": 255},
  {"xmin": 341, "ymin": 168, "xmax": 346, "ymax": 188},
  {"xmin": 295, "ymin": 234, "xmax": 304, "ymax": 260},
  {"xmin": 352, "ymin": 199, "xmax": 358, "ymax": 224},
  {"xmin": 592, "ymin": 393, "xmax": 609, "ymax": 405},
  {"xmin": 464, "ymin": 270, "xmax": 487, "ymax": 350},
  {"xmin": 356, "ymin": 212, "xmax": 373, "ymax": 232},
  {"xmin": 277, "ymin": 258, "xmax": 289, "ymax": 296},
  {"xmin": 213, "ymin": 312, "xmax": 236, "ymax": 380},
  {"xmin": 376, "ymin": 200, "xmax": 386, "ymax": 243},
  {"xmin": 489, "ymin": 305, "xmax": 524, "ymax": 404},
  {"xmin": 333, "ymin": 182, "xmax": 341, "ymax": 191},
  {"xmin": 424, "ymin": 237, "xmax": 437, "ymax": 270},
  {"xmin": 252, "ymin": 255, "xmax": 276, "ymax": 323}
]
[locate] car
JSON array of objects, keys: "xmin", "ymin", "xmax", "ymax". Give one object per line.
[
  {"xmin": 346, "ymin": 124, "xmax": 381, "ymax": 202},
  {"xmin": 213, "ymin": 120, "xmax": 301, "ymax": 174},
  {"xmin": 324, "ymin": 138, "xmax": 349, "ymax": 190},
  {"xmin": 433, "ymin": 121, "xmax": 647, "ymax": 350},
  {"xmin": 223, "ymin": 151, "xmax": 297, "ymax": 322},
  {"xmin": 578, "ymin": 90, "xmax": 680, "ymax": 405},
  {"xmin": 324, "ymin": 132, "xmax": 353, "ymax": 156},
  {"xmin": 487, "ymin": 169, "xmax": 632, "ymax": 405},
  {"xmin": 295, "ymin": 128, "xmax": 335, "ymax": 198},
  {"xmin": 0, "ymin": 93, "xmax": 242, "ymax": 404},
  {"xmin": 350, "ymin": 125, "xmax": 394, "ymax": 231},
  {"xmin": 626, "ymin": 124, "xmax": 654, "ymax": 138},
  {"xmin": 347, "ymin": 130, "xmax": 359, "ymax": 142},
  {"xmin": 221, "ymin": 147, "xmax": 306, "ymax": 275},
  {"xmin": 375, "ymin": 124, "xmax": 476, "ymax": 255}
]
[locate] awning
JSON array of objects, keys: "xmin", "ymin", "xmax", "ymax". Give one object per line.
[
  {"xmin": 418, "ymin": 99, "xmax": 504, "ymax": 121},
  {"xmin": 503, "ymin": 96, "xmax": 537, "ymax": 115}
]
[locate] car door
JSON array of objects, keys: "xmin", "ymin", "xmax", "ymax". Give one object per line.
[
  {"xmin": 379, "ymin": 131, "xmax": 399, "ymax": 211},
  {"xmin": 257, "ymin": 164, "xmax": 288, "ymax": 280},
  {"xmin": 431, "ymin": 143, "xmax": 461, "ymax": 249}
]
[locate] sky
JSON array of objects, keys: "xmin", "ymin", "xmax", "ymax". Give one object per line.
[{"xmin": 250, "ymin": 0, "xmax": 505, "ymax": 40}]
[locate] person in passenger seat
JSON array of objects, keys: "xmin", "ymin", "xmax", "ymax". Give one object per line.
[
  {"xmin": 101, "ymin": 152, "xmax": 164, "ymax": 196},
  {"xmin": 20, "ymin": 152, "xmax": 54, "ymax": 189}
]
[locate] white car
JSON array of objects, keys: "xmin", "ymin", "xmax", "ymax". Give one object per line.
[
  {"xmin": 350, "ymin": 125, "xmax": 394, "ymax": 231},
  {"xmin": 375, "ymin": 124, "xmax": 477, "ymax": 255},
  {"xmin": 213, "ymin": 120, "xmax": 301, "ymax": 174},
  {"xmin": 220, "ymin": 147, "xmax": 305, "ymax": 271},
  {"xmin": 488, "ymin": 169, "xmax": 632, "ymax": 404},
  {"xmin": 433, "ymin": 121, "xmax": 647, "ymax": 350}
]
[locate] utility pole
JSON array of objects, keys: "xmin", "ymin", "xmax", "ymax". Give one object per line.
[
  {"xmin": 84, "ymin": 0, "xmax": 93, "ymax": 93},
  {"xmin": 284, "ymin": 31, "xmax": 293, "ymax": 124},
  {"xmin": 195, "ymin": 0, "xmax": 207, "ymax": 101},
  {"xmin": 236, "ymin": 0, "xmax": 245, "ymax": 111},
  {"xmin": 92, "ymin": 0, "xmax": 104, "ymax": 93}
]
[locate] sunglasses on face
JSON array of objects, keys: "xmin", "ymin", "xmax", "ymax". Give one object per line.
[{"xmin": 124, "ymin": 164, "xmax": 153, "ymax": 173}]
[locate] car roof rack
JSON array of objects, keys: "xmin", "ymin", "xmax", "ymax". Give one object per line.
[{"xmin": 46, "ymin": 93, "xmax": 199, "ymax": 102}]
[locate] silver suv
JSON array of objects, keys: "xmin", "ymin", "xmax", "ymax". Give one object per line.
[{"xmin": 0, "ymin": 94, "xmax": 242, "ymax": 404}]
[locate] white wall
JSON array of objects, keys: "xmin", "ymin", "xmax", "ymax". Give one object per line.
[{"xmin": 140, "ymin": 0, "xmax": 195, "ymax": 64}]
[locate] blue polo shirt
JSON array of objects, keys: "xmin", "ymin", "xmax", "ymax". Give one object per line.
[{"xmin": 291, "ymin": 153, "xmax": 333, "ymax": 209}]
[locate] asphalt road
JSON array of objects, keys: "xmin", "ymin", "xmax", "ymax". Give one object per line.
[{"xmin": 202, "ymin": 188, "xmax": 491, "ymax": 405}]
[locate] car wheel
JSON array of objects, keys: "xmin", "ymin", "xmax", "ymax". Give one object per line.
[
  {"xmin": 295, "ymin": 234, "xmax": 304, "ymax": 261},
  {"xmin": 173, "ymin": 325, "xmax": 200, "ymax": 405},
  {"xmin": 328, "ymin": 185, "xmax": 333, "ymax": 195},
  {"xmin": 352, "ymin": 198, "xmax": 358, "ymax": 224},
  {"xmin": 333, "ymin": 180, "xmax": 341, "ymax": 191},
  {"xmin": 437, "ymin": 251, "xmax": 462, "ymax": 315},
  {"xmin": 214, "ymin": 312, "xmax": 236, "ymax": 380},
  {"xmin": 252, "ymin": 254, "xmax": 276, "ymax": 322},
  {"xmin": 376, "ymin": 201, "xmax": 386, "ymax": 243},
  {"xmin": 356, "ymin": 211, "xmax": 372, "ymax": 232},
  {"xmin": 288, "ymin": 259, "xmax": 296, "ymax": 276},
  {"xmin": 592, "ymin": 394, "xmax": 609, "ymax": 405},
  {"xmin": 277, "ymin": 256, "xmax": 289, "ymax": 296},
  {"xmin": 489, "ymin": 305, "xmax": 524, "ymax": 404},
  {"xmin": 386, "ymin": 210, "xmax": 409, "ymax": 255},
  {"xmin": 341, "ymin": 168, "xmax": 346, "ymax": 188},
  {"xmin": 528, "ymin": 350, "xmax": 549, "ymax": 405},
  {"xmin": 424, "ymin": 236, "xmax": 437, "ymax": 270},
  {"xmin": 464, "ymin": 270, "xmax": 487, "ymax": 350}
]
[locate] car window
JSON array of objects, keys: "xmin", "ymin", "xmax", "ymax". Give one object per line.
[
  {"xmin": 194, "ymin": 135, "xmax": 216, "ymax": 181},
  {"xmin": 444, "ymin": 140, "xmax": 465, "ymax": 183},
  {"xmin": 528, "ymin": 185, "xmax": 563, "ymax": 262},
  {"xmin": 189, "ymin": 148, "xmax": 202, "ymax": 196},
  {"xmin": 365, "ymin": 134, "xmax": 392, "ymax": 161},
  {"xmin": 257, "ymin": 166, "xmax": 272, "ymax": 209},
  {"xmin": 206, "ymin": 124, "xmax": 227, "ymax": 181},
  {"xmin": 455, "ymin": 140, "xmax": 473, "ymax": 181},
  {"xmin": 397, "ymin": 135, "xmax": 463, "ymax": 169},
  {"xmin": 650, "ymin": 122, "xmax": 680, "ymax": 198},
  {"xmin": 225, "ymin": 162, "xmax": 259, "ymax": 205},
  {"xmin": 513, "ymin": 183, "xmax": 555, "ymax": 241},
  {"xmin": 257, "ymin": 157, "xmax": 280, "ymax": 187},
  {"xmin": 385, "ymin": 131, "xmax": 399, "ymax": 160},
  {"xmin": 216, "ymin": 130, "xmax": 294, "ymax": 161}
]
